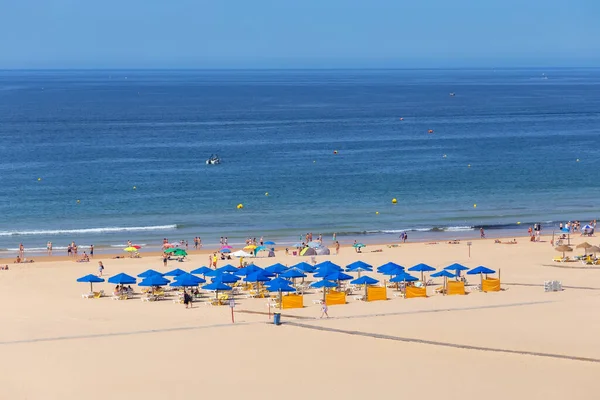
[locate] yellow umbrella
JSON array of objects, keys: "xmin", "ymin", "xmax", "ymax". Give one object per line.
[
  {"xmin": 243, "ymin": 245, "xmax": 257, "ymax": 250},
  {"xmin": 124, "ymin": 247, "xmax": 137, "ymax": 252}
]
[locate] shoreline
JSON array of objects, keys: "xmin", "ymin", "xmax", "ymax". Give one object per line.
[{"xmin": 0, "ymin": 232, "xmax": 561, "ymax": 265}]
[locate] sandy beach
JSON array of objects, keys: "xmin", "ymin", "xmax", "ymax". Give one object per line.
[{"xmin": 1, "ymin": 235, "xmax": 599, "ymax": 399}]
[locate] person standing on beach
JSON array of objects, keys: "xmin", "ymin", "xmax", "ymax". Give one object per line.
[
  {"xmin": 90, "ymin": 244, "xmax": 94, "ymax": 258},
  {"xmin": 163, "ymin": 253, "xmax": 168, "ymax": 267},
  {"xmin": 480, "ymin": 228, "xmax": 485, "ymax": 238},
  {"xmin": 19, "ymin": 243, "xmax": 24, "ymax": 258},
  {"xmin": 198, "ymin": 237, "xmax": 202, "ymax": 249},
  {"xmin": 185, "ymin": 240, "xmax": 188, "ymax": 250},
  {"xmin": 212, "ymin": 253, "xmax": 218, "ymax": 269},
  {"xmin": 335, "ymin": 241, "xmax": 340, "ymax": 255},
  {"xmin": 224, "ymin": 237, "xmax": 228, "ymax": 245},
  {"xmin": 97, "ymin": 261, "xmax": 104, "ymax": 277},
  {"xmin": 47, "ymin": 241, "xmax": 52, "ymax": 256},
  {"xmin": 320, "ymin": 301, "xmax": 329, "ymax": 318},
  {"xmin": 332, "ymin": 232, "xmax": 337, "ymax": 242}
]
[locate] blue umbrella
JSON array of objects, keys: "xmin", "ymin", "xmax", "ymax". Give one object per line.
[
  {"xmin": 390, "ymin": 273, "xmax": 418, "ymax": 283},
  {"xmin": 346, "ymin": 260, "xmax": 373, "ymax": 272},
  {"xmin": 170, "ymin": 273, "xmax": 205, "ymax": 287},
  {"xmin": 350, "ymin": 276, "xmax": 379, "ymax": 285},
  {"xmin": 265, "ymin": 278, "xmax": 296, "ymax": 308},
  {"xmin": 444, "ymin": 263, "xmax": 469, "ymax": 276},
  {"xmin": 77, "ymin": 274, "xmax": 105, "ymax": 292},
  {"xmin": 220, "ymin": 248, "xmax": 231, "ymax": 253},
  {"xmin": 265, "ymin": 263, "xmax": 287, "ymax": 275},
  {"xmin": 137, "ymin": 269, "xmax": 163, "ymax": 278},
  {"xmin": 138, "ymin": 275, "xmax": 170, "ymax": 287},
  {"xmin": 190, "ymin": 266, "xmax": 213, "ymax": 277},
  {"xmin": 235, "ymin": 264, "xmax": 264, "ymax": 277},
  {"xmin": 205, "ymin": 269, "xmax": 224, "ymax": 277},
  {"xmin": 325, "ymin": 271, "xmax": 353, "ymax": 281},
  {"xmin": 310, "ymin": 279, "xmax": 338, "ymax": 302},
  {"xmin": 163, "ymin": 268, "xmax": 187, "ymax": 277},
  {"xmin": 264, "ymin": 241, "xmax": 276, "ymax": 245},
  {"xmin": 217, "ymin": 264, "xmax": 238, "ymax": 273},
  {"xmin": 307, "ymin": 241, "xmax": 321, "ymax": 248},
  {"xmin": 431, "ymin": 270, "xmax": 456, "ymax": 278},
  {"xmin": 245, "ymin": 271, "xmax": 272, "ymax": 283},
  {"xmin": 310, "ymin": 280, "xmax": 338, "ymax": 289},
  {"xmin": 280, "ymin": 268, "xmax": 306, "ymax": 279},
  {"xmin": 255, "ymin": 246, "xmax": 268, "ymax": 252},
  {"xmin": 467, "ymin": 266, "xmax": 496, "ymax": 275},
  {"xmin": 408, "ymin": 263, "xmax": 436, "ymax": 281},
  {"xmin": 107, "ymin": 273, "xmax": 136, "ymax": 285},
  {"xmin": 350, "ymin": 275, "xmax": 379, "ymax": 299},
  {"xmin": 466, "ymin": 265, "xmax": 496, "ymax": 290},
  {"xmin": 202, "ymin": 281, "xmax": 232, "ymax": 300},
  {"xmin": 265, "ymin": 277, "xmax": 292, "ymax": 287},
  {"xmin": 346, "ymin": 260, "xmax": 373, "ymax": 277},
  {"xmin": 266, "ymin": 280, "xmax": 295, "ymax": 292},
  {"xmin": 292, "ymin": 243, "xmax": 303, "ymax": 248},
  {"xmin": 377, "ymin": 262, "xmax": 405, "ymax": 274},
  {"xmin": 291, "ymin": 262, "xmax": 315, "ymax": 273},
  {"xmin": 430, "ymin": 270, "xmax": 455, "ymax": 295},
  {"xmin": 213, "ymin": 273, "xmax": 240, "ymax": 284},
  {"xmin": 315, "ymin": 260, "xmax": 342, "ymax": 270},
  {"xmin": 408, "ymin": 263, "xmax": 436, "ymax": 273}
]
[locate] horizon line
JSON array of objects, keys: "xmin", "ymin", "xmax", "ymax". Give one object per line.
[{"xmin": 1, "ymin": 66, "xmax": 600, "ymax": 72}]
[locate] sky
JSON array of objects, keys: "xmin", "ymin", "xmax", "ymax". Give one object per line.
[{"xmin": 1, "ymin": 0, "xmax": 599, "ymax": 69}]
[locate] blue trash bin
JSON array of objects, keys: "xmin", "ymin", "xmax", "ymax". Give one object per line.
[{"xmin": 273, "ymin": 312, "xmax": 281, "ymax": 325}]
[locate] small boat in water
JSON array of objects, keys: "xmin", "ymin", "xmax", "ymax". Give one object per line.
[{"xmin": 206, "ymin": 154, "xmax": 221, "ymax": 165}]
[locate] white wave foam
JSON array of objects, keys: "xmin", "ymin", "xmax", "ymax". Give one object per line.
[
  {"xmin": 0, "ymin": 225, "xmax": 177, "ymax": 237},
  {"xmin": 445, "ymin": 226, "xmax": 474, "ymax": 232}
]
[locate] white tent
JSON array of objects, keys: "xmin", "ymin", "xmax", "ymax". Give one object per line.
[{"xmin": 232, "ymin": 250, "xmax": 253, "ymax": 258}]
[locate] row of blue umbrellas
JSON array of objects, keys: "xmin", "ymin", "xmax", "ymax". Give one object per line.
[{"xmin": 78, "ymin": 260, "xmax": 496, "ymax": 298}]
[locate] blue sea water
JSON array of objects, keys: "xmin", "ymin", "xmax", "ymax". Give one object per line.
[{"xmin": 0, "ymin": 69, "xmax": 599, "ymax": 255}]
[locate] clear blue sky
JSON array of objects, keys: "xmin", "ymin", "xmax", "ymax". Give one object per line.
[{"xmin": 1, "ymin": 0, "xmax": 598, "ymax": 68}]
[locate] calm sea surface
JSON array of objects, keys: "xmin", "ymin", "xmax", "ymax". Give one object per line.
[{"xmin": 0, "ymin": 69, "xmax": 599, "ymax": 254}]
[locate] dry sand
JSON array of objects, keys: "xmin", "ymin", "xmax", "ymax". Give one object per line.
[{"xmin": 1, "ymin": 235, "xmax": 599, "ymax": 399}]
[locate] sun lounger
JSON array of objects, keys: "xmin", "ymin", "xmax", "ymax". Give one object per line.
[{"xmin": 82, "ymin": 292, "xmax": 94, "ymax": 299}]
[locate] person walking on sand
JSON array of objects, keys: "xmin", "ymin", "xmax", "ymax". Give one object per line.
[
  {"xmin": 320, "ymin": 301, "xmax": 329, "ymax": 318},
  {"xmin": 90, "ymin": 244, "xmax": 94, "ymax": 258},
  {"xmin": 19, "ymin": 243, "xmax": 24, "ymax": 258},
  {"xmin": 480, "ymin": 227, "xmax": 485, "ymax": 238},
  {"xmin": 335, "ymin": 241, "xmax": 340, "ymax": 255},
  {"xmin": 212, "ymin": 252, "xmax": 218, "ymax": 269},
  {"xmin": 163, "ymin": 252, "xmax": 168, "ymax": 267},
  {"xmin": 183, "ymin": 290, "xmax": 192, "ymax": 309},
  {"xmin": 97, "ymin": 261, "xmax": 104, "ymax": 277}
]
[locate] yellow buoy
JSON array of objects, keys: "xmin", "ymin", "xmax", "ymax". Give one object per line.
[
  {"xmin": 37, "ymin": 177, "xmax": 41, "ymax": 181},
  {"xmin": 77, "ymin": 200, "xmax": 81, "ymax": 204},
  {"xmin": 265, "ymin": 192, "xmax": 269, "ymax": 196},
  {"xmin": 517, "ymin": 221, "xmax": 521, "ymax": 225},
  {"xmin": 392, "ymin": 198, "xmax": 397, "ymax": 204},
  {"xmin": 375, "ymin": 211, "xmax": 379, "ymax": 215},
  {"xmin": 237, "ymin": 203, "xmax": 244, "ymax": 209},
  {"xmin": 133, "ymin": 186, "xmax": 137, "ymax": 190},
  {"xmin": 473, "ymin": 204, "xmax": 477, "ymax": 208}
]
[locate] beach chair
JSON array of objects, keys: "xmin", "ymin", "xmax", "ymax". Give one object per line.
[{"xmin": 434, "ymin": 286, "xmax": 445, "ymax": 294}]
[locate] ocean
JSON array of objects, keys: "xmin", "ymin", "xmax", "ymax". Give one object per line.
[{"xmin": 0, "ymin": 68, "xmax": 599, "ymax": 255}]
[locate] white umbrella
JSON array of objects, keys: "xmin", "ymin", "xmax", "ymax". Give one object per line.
[{"xmin": 232, "ymin": 250, "xmax": 253, "ymax": 258}]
